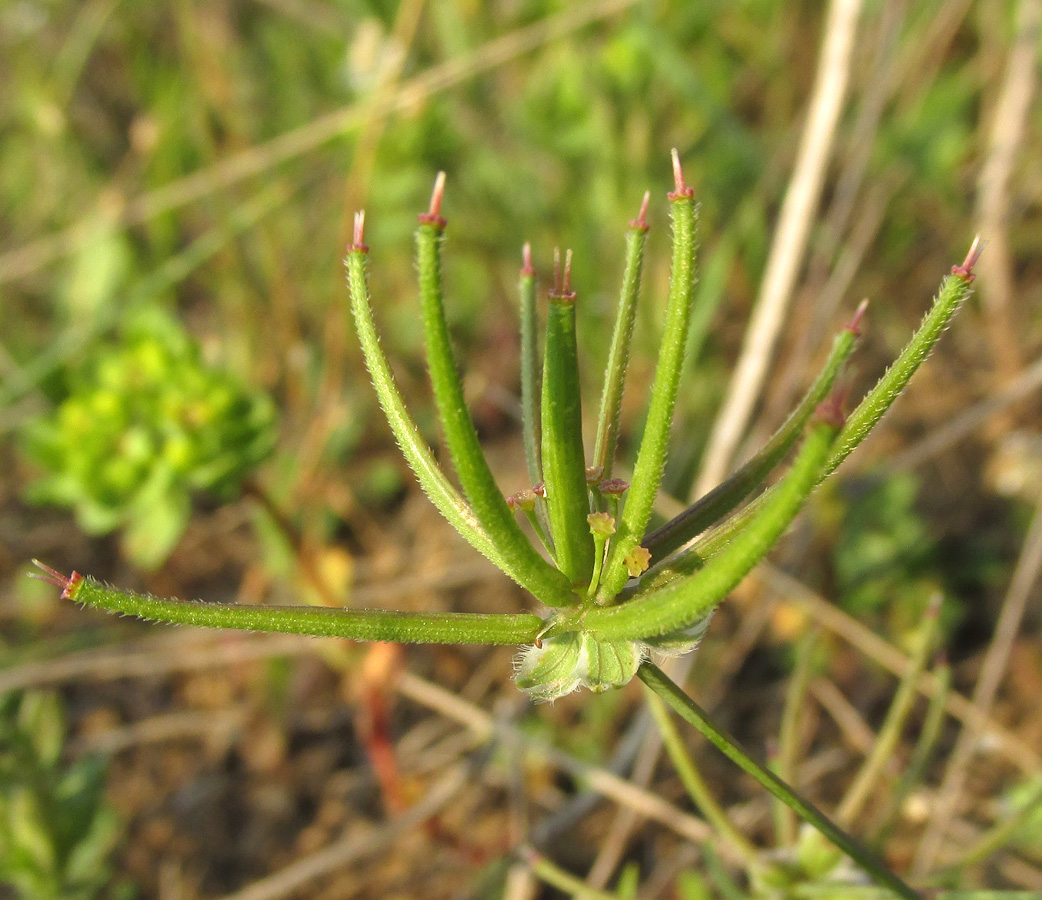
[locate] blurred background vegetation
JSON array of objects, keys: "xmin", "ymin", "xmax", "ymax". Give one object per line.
[{"xmin": 1, "ymin": 0, "xmax": 1041, "ymax": 897}]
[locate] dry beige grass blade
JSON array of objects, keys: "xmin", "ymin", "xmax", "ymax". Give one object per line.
[
  {"xmin": 393, "ymin": 672, "xmax": 729, "ymax": 853},
  {"xmin": 217, "ymin": 763, "xmax": 470, "ymax": 900},
  {"xmin": 0, "ymin": 0, "xmax": 637, "ymax": 286},
  {"xmin": 693, "ymin": 0, "xmax": 864, "ymax": 499},
  {"xmin": 762, "ymin": 565, "xmax": 1042, "ymax": 776},
  {"xmin": 974, "ymin": 0, "xmax": 1041, "ymax": 380},
  {"xmin": 913, "ymin": 494, "xmax": 1042, "ymax": 874},
  {"xmin": 891, "ymin": 354, "xmax": 1042, "ymax": 472}
]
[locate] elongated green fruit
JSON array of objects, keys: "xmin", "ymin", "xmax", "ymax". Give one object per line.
[
  {"xmin": 345, "ymin": 223, "xmax": 509, "ymax": 576},
  {"xmin": 674, "ymin": 247, "xmax": 981, "ymax": 570},
  {"xmin": 51, "ymin": 568, "xmax": 544, "ymax": 645},
  {"xmin": 519, "ymin": 243, "xmax": 543, "ymax": 489},
  {"xmin": 644, "ymin": 303, "xmax": 864, "ymax": 561},
  {"xmin": 414, "ymin": 178, "xmax": 575, "ymax": 607},
  {"xmin": 824, "ymin": 247, "xmax": 980, "ymax": 477},
  {"xmin": 638, "ymin": 662, "xmax": 921, "ymax": 900},
  {"xmin": 592, "ymin": 193, "xmax": 650, "ymax": 477},
  {"xmin": 578, "ymin": 417, "xmax": 838, "ymax": 642},
  {"xmin": 597, "ymin": 152, "xmax": 699, "ymax": 603},
  {"xmin": 542, "ymin": 249, "xmax": 595, "ymax": 587}
]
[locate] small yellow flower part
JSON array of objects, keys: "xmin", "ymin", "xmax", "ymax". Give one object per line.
[
  {"xmin": 624, "ymin": 546, "xmax": 652, "ymax": 577},
  {"xmin": 587, "ymin": 511, "xmax": 616, "ymax": 538}
]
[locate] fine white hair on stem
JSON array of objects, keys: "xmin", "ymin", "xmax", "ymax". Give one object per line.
[{"xmin": 694, "ymin": 0, "xmax": 864, "ymax": 500}]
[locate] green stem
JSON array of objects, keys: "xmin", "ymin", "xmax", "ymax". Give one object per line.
[
  {"xmin": 414, "ymin": 185, "xmax": 574, "ymax": 607},
  {"xmin": 592, "ymin": 193, "xmax": 650, "ymax": 477},
  {"xmin": 837, "ymin": 593, "xmax": 942, "ymax": 826},
  {"xmin": 637, "ymin": 662, "xmax": 921, "ymax": 900},
  {"xmin": 574, "ymin": 419, "xmax": 838, "ymax": 643},
  {"xmin": 597, "ymin": 156, "xmax": 699, "ymax": 603},
  {"xmin": 870, "ymin": 658, "xmax": 950, "ymax": 848},
  {"xmin": 520, "ymin": 847, "xmax": 623, "ymax": 900},
  {"xmin": 541, "ymin": 250, "xmax": 595, "ymax": 588},
  {"xmin": 67, "ymin": 573, "xmax": 544, "ymax": 645},
  {"xmin": 645, "ymin": 687, "xmax": 760, "ymax": 867},
  {"xmin": 774, "ymin": 627, "xmax": 821, "ymax": 846}
]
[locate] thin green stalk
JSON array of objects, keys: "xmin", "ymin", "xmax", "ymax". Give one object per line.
[
  {"xmin": 645, "ymin": 687, "xmax": 760, "ymax": 867},
  {"xmin": 61, "ymin": 570, "xmax": 543, "ymax": 645},
  {"xmin": 837, "ymin": 593, "xmax": 943, "ymax": 827},
  {"xmin": 644, "ymin": 306, "xmax": 863, "ymax": 561},
  {"xmin": 542, "ymin": 249, "xmax": 595, "ymax": 588},
  {"xmin": 519, "ymin": 242, "xmax": 543, "ymax": 488},
  {"xmin": 597, "ymin": 153, "xmax": 699, "ymax": 602},
  {"xmin": 414, "ymin": 179, "xmax": 575, "ymax": 607},
  {"xmin": 939, "ymin": 775, "xmax": 1042, "ymax": 874},
  {"xmin": 871, "ymin": 658, "xmax": 950, "ymax": 847},
  {"xmin": 520, "ymin": 847, "xmax": 623, "ymax": 900},
  {"xmin": 791, "ymin": 891, "xmax": 1027, "ymax": 900},
  {"xmin": 573, "ymin": 418, "xmax": 839, "ymax": 643},
  {"xmin": 592, "ymin": 192, "xmax": 650, "ymax": 477},
  {"xmin": 637, "ymin": 662, "xmax": 921, "ymax": 900},
  {"xmin": 774, "ymin": 627, "xmax": 822, "ymax": 846},
  {"xmin": 345, "ymin": 231, "xmax": 509, "ymax": 576}
]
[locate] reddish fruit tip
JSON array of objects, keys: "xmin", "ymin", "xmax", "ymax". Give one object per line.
[
  {"xmin": 29, "ymin": 560, "xmax": 82, "ymax": 600},
  {"xmin": 845, "ymin": 298, "xmax": 869, "ymax": 336},
  {"xmin": 668, "ymin": 148, "xmax": 693, "ymax": 200},
  {"xmin": 815, "ymin": 386, "xmax": 848, "ymax": 428},
  {"xmin": 349, "ymin": 210, "xmax": 368, "ymax": 252},
  {"xmin": 951, "ymin": 235, "xmax": 985, "ymax": 282},
  {"xmin": 597, "ymin": 478, "xmax": 629, "ymax": 495},
  {"xmin": 549, "ymin": 248, "xmax": 576, "ymax": 302},
  {"xmin": 418, "ymin": 171, "xmax": 447, "ymax": 227},
  {"xmin": 630, "ymin": 191, "xmax": 651, "ymax": 231},
  {"xmin": 521, "ymin": 242, "xmax": 534, "ymax": 277}
]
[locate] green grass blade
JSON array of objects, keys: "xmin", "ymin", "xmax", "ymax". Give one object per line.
[
  {"xmin": 597, "ymin": 153, "xmax": 699, "ymax": 602},
  {"xmin": 414, "ymin": 178, "xmax": 575, "ymax": 607},
  {"xmin": 519, "ymin": 243, "xmax": 543, "ymax": 488},
  {"xmin": 645, "ymin": 304, "xmax": 864, "ymax": 561},
  {"xmin": 592, "ymin": 193, "xmax": 650, "ymax": 477},
  {"xmin": 60, "ymin": 569, "xmax": 543, "ymax": 645},
  {"xmin": 638, "ymin": 662, "xmax": 921, "ymax": 900},
  {"xmin": 579, "ymin": 416, "xmax": 839, "ymax": 643},
  {"xmin": 541, "ymin": 249, "xmax": 595, "ymax": 587}
]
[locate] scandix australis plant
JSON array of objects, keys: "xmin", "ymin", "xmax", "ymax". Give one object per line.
[{"xmin": 32, "ymin": 152, "xmax": 984, "ymax": 898}]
